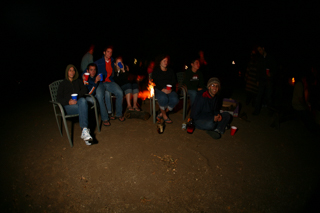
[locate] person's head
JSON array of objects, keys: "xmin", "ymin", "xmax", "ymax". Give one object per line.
[
  {"xmin": 88, "ymin": 44, "xmax": 95, "ymax": 54},
  {"xmin": 191, "ymin": 58, "xmax": 200, "ymax": 71},
  {"xmin": 65, "ymin": 64, "xmax": 79, "ymax": 81},
  {"xmin": 103, "ymin": 46, "xmax": 113, "ymax": 60},
  {"xmin": 87, "ymin": 63, "xmax": 97, "ymax": 77},
  {"xmin": 257, "ymin": 46, "xmax": 266, "ymax": 56},
  {"xmin": 114, "ymin": 56, "xmax": 123, "ymax": 69},
  {"xmin": 199, "ymin": 50, "xmax": 204, "ymax": 58},
  {"xmin": 155, "ymin": 54, "xmax": 170, "ymax": 70},
  {"xmin": 207, "ymin": 77, "xmax": 221, "ymax": 97}
]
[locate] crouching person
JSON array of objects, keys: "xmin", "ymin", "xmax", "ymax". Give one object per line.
[
  {"xmin": 57, "ymin": 64, "xmax": 93, "ymax": 145},
  {"xmin": 190, "ymin": 78, "xmax": 231, "ymax": 139}
]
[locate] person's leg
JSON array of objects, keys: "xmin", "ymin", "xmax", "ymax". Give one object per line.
[
  {"xmin": 86, "ymin": 96, "xmax": 94, "ymax": 105},
  {"xmin": 253, "ymin": 81, "xmax": 266, "ymax": 115},
  {"xmin": 132, "ymin": 83, "xmax": 140, "ymax": 110},
  {"xmin": 105, "ymin": 82, "xmax": 124, "ymax": 118},
  {"xmin": 188, "ymin": 90, "xmax": 197, "ymax": 106},
  {"xmin": 63, "ymin": 99, "xmax": 92, "ymax": 143},
  {"xmin": 215, "ymin": 112, "xmax": 231, "ymax": 133},
  {"xmin": 155, "ymin": 88, "xmax": 169, "ymax": 119},
  {"xmin": 95, "ymin": 83, "xmax": 109, "ymax": 121},
  {"xmin": 266, "ymin": 80, "xmax": 274, "ymax": 108},
  {"xmin": 122, "ymin": 83, "xmax": 133, "ymax": 110},
  {"xmin": 167, "ymin": 91, "xmax": 179, "ymax": 111},
  {"xmin": 77, "ymin": 97, "xmax": 89, "ymax": 129},
  {"xmin": 155, "ymin": 88, "xmax": 169, "ymax": 110},
  {"xmin": 194, "ymin": 117, "xmax": 216, "ymax": 130}
]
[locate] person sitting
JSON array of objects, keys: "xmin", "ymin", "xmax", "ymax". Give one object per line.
[
  {"xmin": 94, "ymin": 46, "xmax": 125, "ymax": 122},
  {"xmin": 113, "ymin": 56, "xmax": 140, "ymax": 111},
  {"xmin": 183, "ymin": 57, "xmax": 206, "ymax": 106},
  {"xmin": 152, "ymin": 55, "xmax": 179, "ymax": 124},
  {"xmin": 190, "ymin": 77, "xmax": 231, "ymax": 139},
  {"xmin": 57, "ymin": 64, "xmax": 93, "ymax": 145},
  {"xmin": 82, "ymin": 63, "xmax": 112, "ymax": 126}
]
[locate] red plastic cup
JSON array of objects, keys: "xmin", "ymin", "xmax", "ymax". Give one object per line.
[
  {"xmin": 84, "ymin": 73, "xmax": 90, "ymax": 81},
  {"xmin": 230, "ymin": 126, "xmax": 237, "ymax": 136},
  {"xmin": 166, "ymin": 84, "xmax": 172, "ymax": 90},
  {"xmin": 266, "ymin": 68, "xmax": 270, "ymax": 76}
]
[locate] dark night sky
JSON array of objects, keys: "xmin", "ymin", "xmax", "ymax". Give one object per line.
[{"xmin": 3, "ymin": 1, "xmax": 319, "ymax": 88}]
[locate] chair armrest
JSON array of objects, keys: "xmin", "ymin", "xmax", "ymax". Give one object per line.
[
  {"xmin": 177, "ymin": 85, "xmax": 187, "ymax": 99},
  {"xmin": 84, "ymin": 94, "xmax": 98, "ymax": 106},
  {"xmin": 49, "ymin": 100, "xmax": 67, "ymax": 117}
]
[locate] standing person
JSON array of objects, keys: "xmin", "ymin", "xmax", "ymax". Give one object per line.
[
  {"xmin": 82, "ymin": 63, "xmax": 112, "ymax": 126},
  {"xmin": 245, "ymin": 49, "xmax": 259, "ymax": 106},
  {"xmin": 95, "ymin": 46, "xmax": 125, "ymax": 122},
  {"xmin": 152, "ymin": 55, "xmax": 179, "ymax": 124},
  {"xmin": 57, "ymin": 64, "xmax": 93, "ymax": 145},
  {"xmin": 190, "ymin": 78, "xmax": 231, "ymax": 139},
  {"xmin": 113, "ymin": 57, "xmax": 140, "ymax": 111},
  {"xmin": 253, "ymin": 45, "xmax": 277, "ymax": 115},
  {"xmin": 80, "ymin": 45, "xmax": 94, "ymax": 72},
  {"xmin": 183, "ymin": 58, "xmax": 206, "ymax": 106}
]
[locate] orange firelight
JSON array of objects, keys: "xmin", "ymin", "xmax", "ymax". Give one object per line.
[
  {"xmin": 138, "ymin": 80, "xmax": 156, "ymax": 101},
  {"xmin": 292, "ymin": 77, "xmax": 295, "ymax": 84}
]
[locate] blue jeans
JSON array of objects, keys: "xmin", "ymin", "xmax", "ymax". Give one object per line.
[
  {"xmin": 155, "ymin": 88, "xmax": 179, "ymax": 111},
  {"xmin": 100, "ymin": 82, "xmax": 124, "ymax": 117},
  {"xmin": 194, "ymin": 112, "xmax": 231, "ymax": 133},
  {"xmin": 63, "ymin": 97, "xmax": 88, "ymax": 129},
  {"xmin": 121, "ymin": 83, "xmax": 139, "ymax": 95},
  {"xmin": 96, "ymin": 83, "xmax": 112, "ymax": 121},
  {"xmin": 188, "ymin": 90, "xmax": 197, "ymax": 107}
]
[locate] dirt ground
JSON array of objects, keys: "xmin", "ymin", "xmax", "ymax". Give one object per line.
[{"xmin": 1, "ymin": 88, "xmax": 320, "ymax": 213}]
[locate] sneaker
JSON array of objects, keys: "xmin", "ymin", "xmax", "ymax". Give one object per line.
[
  {"xmin": 85, "ymin": 141, "xmax": 92, "ymax": 146},
  {"xmin": 206, "ymin": 129, "xmax": 221, "ymax": 139},
  {"xmin": 81, "ymin": 128, "xmax": 93, "ymax": 141}
]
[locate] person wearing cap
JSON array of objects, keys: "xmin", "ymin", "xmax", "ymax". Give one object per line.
[{"xmin": 190, "ymin": 77, "xmax": 231, "ymax": 139}]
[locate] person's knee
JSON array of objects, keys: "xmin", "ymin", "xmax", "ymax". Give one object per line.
[
  {"xmin": 124, "ymin": 89, "xmax": 132, "ymax": 95},
  {"xmin": 78, "ymin": 97, "xmax": 88, "ymax": 107},
  {"xmin": 221, "ymin": 112, "xmax": 231, "ymax": 122}
]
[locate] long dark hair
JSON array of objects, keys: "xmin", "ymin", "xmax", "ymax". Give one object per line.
[{"xmin": 154, "ymin": 54, "xmax": 170, "ymax": 67}]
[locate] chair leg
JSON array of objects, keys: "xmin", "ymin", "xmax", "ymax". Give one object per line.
[
  {"xmin": 94, "ymin": 104, "xmax": 100, "ymax": 132},
  {"xmin": 153, "ymin": 96, "xmax": 156, "ymax": 123},
  {"xmin": 183, "ymin": 97, "xmax": 186, "ymax": 121},
  {"xmin": 62, "ymin": 116, "xmax": 73, "ymax": 147},
  {"xmin": 55, "ymin": 115, "xmax": 63, "ymax": 136}
]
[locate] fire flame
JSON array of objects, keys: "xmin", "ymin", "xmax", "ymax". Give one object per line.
[{"xmin": 138, "ymin": 80, "xmax": 155, "ymax": 101}]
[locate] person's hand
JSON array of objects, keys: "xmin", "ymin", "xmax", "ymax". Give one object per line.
[
  {"xmin": 214, "ymin": 114, "xmax": 222, "ymax": 122},
  {"xmin": 161, "ymin": 88, "xmax": 171, "ymax": 94},
  {"xmin": 95, "ymin": 75, "xmax": 101, "ymax": 83},
  {"xmin": 69, "ymin": 99, "xmax": 77, "ymax": 105}
]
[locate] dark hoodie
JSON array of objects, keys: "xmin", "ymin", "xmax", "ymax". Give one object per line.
[{"xmin": 57, "ymin": 64, "xmax": 88, "ymax": 106}]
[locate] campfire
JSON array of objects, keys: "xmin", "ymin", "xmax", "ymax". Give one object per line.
[{"xmin": 138, "ymin": 80, "xmax": 156, "ymax": 101}]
